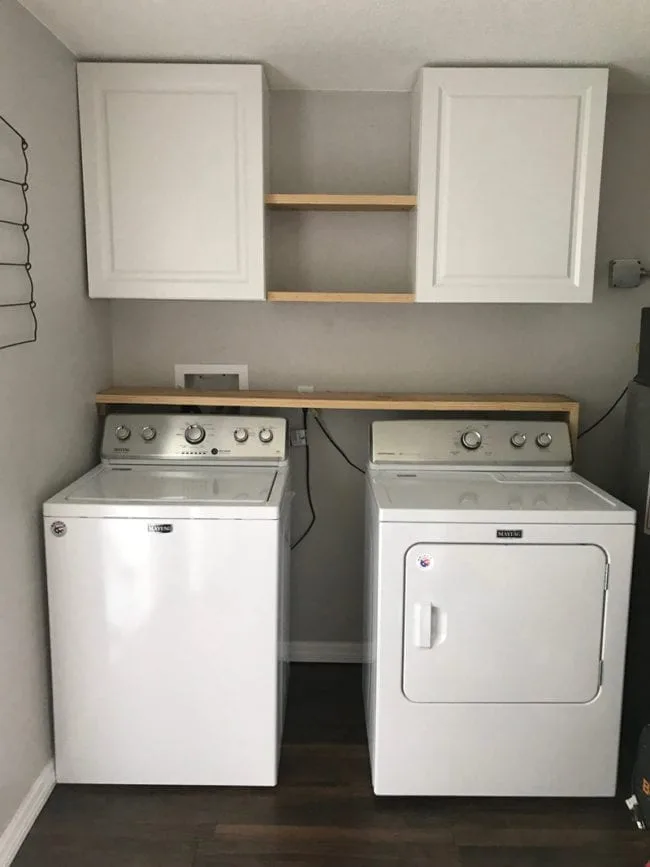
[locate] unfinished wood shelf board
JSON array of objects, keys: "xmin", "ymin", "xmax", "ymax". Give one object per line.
[
  {"xmin": 96, "ymin": 388, "xmax": 577, "ymax": 413},
  {"xmin": 267, "ymin": 291, "xmax": 414, "ymax": 304},
  {"xmin": 265, "ymin": 194, "xmax": 417, "ymax": 211},
  {"xmin": 96, "ymin": 387, "xmax": 575, "ymax": 428}
]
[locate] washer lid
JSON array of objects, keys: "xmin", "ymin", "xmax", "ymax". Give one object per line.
[
  {"xmin": 370, "ymin": 470, "xmax": 635, "ymax": 523},
  {"xmin": 64, "ymin": 465, "xmax": 279, "ymax": 505}
]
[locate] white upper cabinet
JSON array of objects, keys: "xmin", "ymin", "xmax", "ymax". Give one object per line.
[
  {"xmin": 78, "ymin": 63, "xmax": 267, "ymax": 300},
  {"xmin": 411, "ymin": 68, "xmax": 608, "ymax": 303}
]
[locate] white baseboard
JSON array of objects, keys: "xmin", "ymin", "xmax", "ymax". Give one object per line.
[
  {"xmin": 0, "ymin": 761, "xmax": 55, "ymax": 867},
  {"xmin": 290, "ymin": 641, "xmax": 363, "ymax": 663}
]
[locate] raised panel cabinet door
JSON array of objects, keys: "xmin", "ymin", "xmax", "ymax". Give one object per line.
[
  {"xmin": 78, "ymin": 63, "xmax": 267, "ymax": 300},
  {"xmin": 412, "ymin": 68, "xmax": 608, "ymax": 303}
]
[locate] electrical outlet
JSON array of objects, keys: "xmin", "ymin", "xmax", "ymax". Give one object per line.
[
  {"xmin": 291, "ymin": 429, "xmax": 307, "ymax": 447},
  {"xmin": 609, "ymin": 259, "xmax": 646, "ymax": 289},
  {"xmin": 297, "ymin": 385, "xmax": 314, "ymax": 393}
]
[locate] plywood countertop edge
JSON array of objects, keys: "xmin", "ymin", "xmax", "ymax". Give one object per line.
[{"xmin": 96, "ymin": 388, "xmax": 578, "ymax": 410}]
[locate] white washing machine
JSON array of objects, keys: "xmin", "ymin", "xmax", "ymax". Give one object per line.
[
  {"xmin": 44, "ymin": 413, "xmax": 290, "ymax": 786},
  {"xmin": 364, "ymin": 419, "xmax": 635, "ymax": 797}
]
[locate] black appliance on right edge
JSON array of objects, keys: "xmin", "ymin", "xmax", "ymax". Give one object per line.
[{"xmin": 621, "ymin": 307, "xmax": 650, "ymax": 764}]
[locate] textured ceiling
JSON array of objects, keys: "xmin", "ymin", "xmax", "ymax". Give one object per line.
[{"xmin": 16, "ymin": 0, "xmax": 650, "ymax": 91}]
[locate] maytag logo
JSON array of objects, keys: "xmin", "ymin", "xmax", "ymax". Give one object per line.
[
  {"xmin": 148, "ymin": 523, "xmax": 173, "ymax": 534},
  {"xmin": 497, "ymin": 529, "xmax": 523, "ymax": 539}
]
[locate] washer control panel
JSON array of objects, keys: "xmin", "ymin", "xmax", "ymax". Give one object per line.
[
  {"xmin": 102, "ymin": 414, "xmax": 287, "ymax": 462},
  {"xmin": 371, "ymin": 420, "xmax": 572, "ymax": 466}
]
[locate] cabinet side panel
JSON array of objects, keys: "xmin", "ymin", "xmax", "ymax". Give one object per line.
[
  {"xmin": 413, "ymin": 71, "xmax": 440, "ymax": 301},
  {"xmin": 572, "ymin": 73, "xmax": 608, "ymax": 299}
]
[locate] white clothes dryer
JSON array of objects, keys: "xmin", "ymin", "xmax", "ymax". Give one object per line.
[
  {"xmin": 44, "ymin": 413, "xmax": 290, "ymax": 786},
  {"xmin": 364, "ymin": 419, "xmax": 635, "ymax": 796}
]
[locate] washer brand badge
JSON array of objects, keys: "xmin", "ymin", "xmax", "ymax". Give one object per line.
[
  {"xmin": 497, "ymin": 529, "xmax": 523, "ymax": 538},
  {"xmin": 50, "ymin": 521, "xmax": 66, "ymax": 537},
  {"xmin": 417, "ymin": 553, "xmax": 433, "ymax": 569},
  {"xmin": 148, "ymin": 523, "xmax": 173, "ymax": 534}
]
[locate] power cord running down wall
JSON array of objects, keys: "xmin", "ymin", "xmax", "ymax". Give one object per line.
[
  {"xmin": 290, "ymin": 409, "xmax": 316, "ymax": 551},
  {"xmin": 290, "ymin": 409, "xmax": 364, "ymax": 550},
  {"xmin": 578, "ymin": 385, "xmax": 629, "ymax": 439},
  {"xmin": 310, "ymin": 411, "xmax": 365, "ymax": 475}
]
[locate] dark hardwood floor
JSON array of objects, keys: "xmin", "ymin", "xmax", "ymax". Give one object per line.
[{"xmin": 14, "ymin": 664, "xmax": 650, "ymax": 866}]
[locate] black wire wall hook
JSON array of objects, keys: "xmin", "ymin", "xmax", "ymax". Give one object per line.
[{"xmin": 0, "ymin": 113, "xmax": 36, "ymax": 351}]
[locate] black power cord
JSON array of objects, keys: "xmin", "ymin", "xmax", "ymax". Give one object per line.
[
  {"xmin": 290, "ymin": 408, "xmax": 316, "ymax": 550},
  {"xmin": 578, "ymin": 385, "xmax": 629, "ymax": 440},
  {"xmin": 290, "ymin": 409, "xmax": 364, "ymax": 549},
  {"xmin": 310, "ymin": 410, "xmax": 365, "ymax": 474}
]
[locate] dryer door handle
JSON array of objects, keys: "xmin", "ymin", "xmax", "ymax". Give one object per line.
[
  {"xmin": 414, "ymin": 602, "xmax": 433, "ymax": 648},
  {"xmin": 413, "ymin": 603, "xmax": 447, "ymax": 648}
]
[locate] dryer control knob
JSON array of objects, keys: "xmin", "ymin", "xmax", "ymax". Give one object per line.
[
  {"xmin": 460, "ymin": 429, "xmax": 482, "ymax": 450},
  {"xmin": 115, "ymin": 424, "xmax": 131, "ymax": 441},
  {"xmin": 510, "ymin": 432, "xmax": 527, "ymax": 449},
  {"xmin": 185, "ymin": 424, "xmax": 206, "ymax": 445},
  {"xmin": 233, "ymin": 427, "xmax": 249, "ymax": 443},
  {"xmin": 536, "ymin": 432, "xmax": 553, "ymax": 449},
  {"xmin": 141, "ymin": 426, "xmax": 157, "ymax": 442},
  {"xmin": 259, "ymin": 428, "xmax": 274, "ymax": 444}
]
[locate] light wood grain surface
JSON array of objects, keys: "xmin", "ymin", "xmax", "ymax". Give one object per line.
[
  {"xmin": 267, "ymin": 291, "xmax": 414, "ymax": 303},
  {"xmin": 265, "ymin": 193, "xmax": 416, "ymax": 211},
  {"xmin": 96, "ymin": 388, "xmax": 576, "ymax": 411}
]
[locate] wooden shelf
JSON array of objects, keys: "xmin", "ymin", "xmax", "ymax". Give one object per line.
[
  {"xmin": 96, "ymin": 389, "xmax": 580, "ymax": 445},
  {"xmin": 96, "ymin": 389, "xmax": 578, "ymax": 413},
  {"xmin": 96, "ymin": 388, "xmax": 574, "ymax": 416},
  {"xmin": 265, "ymin": 194, "xmax": 416, "ymax": 211},
  {"xmin": 267, "ymin": 291, "xmax": 414, "ymax": 304}
]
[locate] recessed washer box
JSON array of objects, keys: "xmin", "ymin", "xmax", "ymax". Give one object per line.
[{"xmin": 174, "ymin": 364, "xmax": 249, "ymax": 391}]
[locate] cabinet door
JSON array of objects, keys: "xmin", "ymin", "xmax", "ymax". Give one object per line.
[
  {"xmin": 78, "ymin": 63, "xmax": 266, "ymax": 300},
  {"xmin": 412, "ymin": 68, "xmax": 607, "ymax": 303}
]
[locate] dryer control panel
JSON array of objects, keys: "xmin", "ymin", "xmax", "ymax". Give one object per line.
[
  {"xmin": 371, "ymin": 420, "xmax": 572, "ymax": 467},
  {"xmin": 102, "ymin": 414, "xmax": 287, "ymax": 463}
]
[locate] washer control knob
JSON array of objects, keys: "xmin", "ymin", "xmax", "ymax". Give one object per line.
[
  {"xmin": 115, "ymin": 424, "xmax": 131, "ymax": 442},
  {"xmin": 510, "ymin": 432, "xmax": 527, "ymax": 449},
  {"xmin": 460, "ymin": 429, "xmax": 482, "ymax": 450},
  {"xmin": 259, "ymin": 428, "xmax": 274, "ymax": 444},
  {"xmin": 233, "ymin": 427, "xmax": 249, "ymax": 443},
  {"xmin": 141, "ymin": 426, "xmax": 157, "ymax": 442},
  {"xmin": 536, "ymin": 431, "xmax": 553, "ymax": 449},
  {"xmin": 185, "ymin": 424, "xmax": 206, "ymax": 445}
]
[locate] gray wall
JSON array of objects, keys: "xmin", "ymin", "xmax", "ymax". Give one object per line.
[
  {"xmin": 0, "ymin": 0, "xmax": 111, "ymax": 839},
  {"xmin": 110, "ymin": 91, "xmax": 650, "ymax": 647}
]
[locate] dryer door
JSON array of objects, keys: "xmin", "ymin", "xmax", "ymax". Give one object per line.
[{"xmin": 403, "ymin": 543, "xmax": 607, "ymax": 704}]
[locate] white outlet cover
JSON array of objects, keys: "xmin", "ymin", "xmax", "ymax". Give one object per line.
[{"xmin": 174, "ymin": 364, "xmax": 249, "ymax": 390}]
